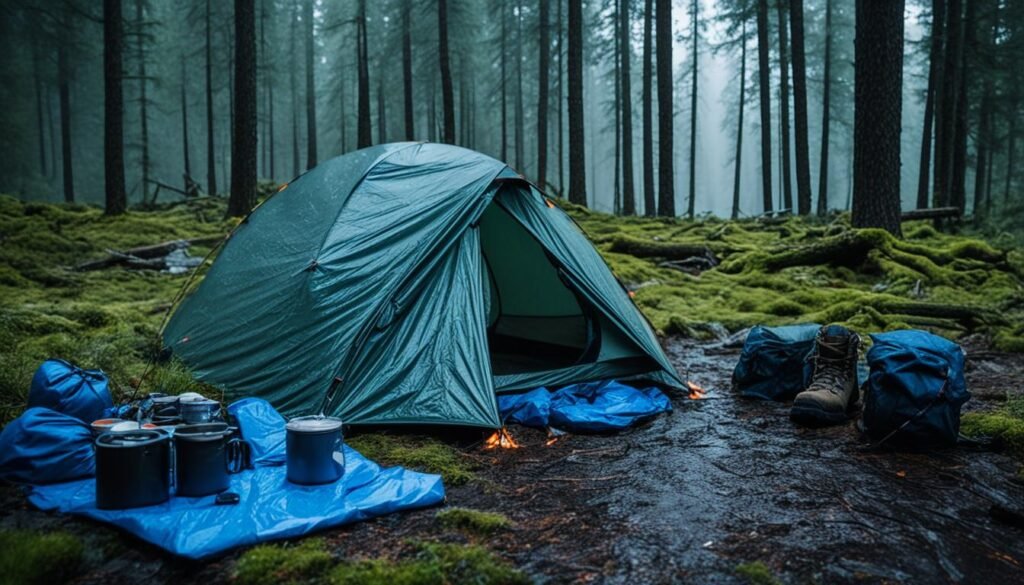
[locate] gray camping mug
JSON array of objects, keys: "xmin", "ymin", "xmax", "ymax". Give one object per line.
[{"xmin": 285, "ymin": 416, "xmax": 345, "ymax": 485}]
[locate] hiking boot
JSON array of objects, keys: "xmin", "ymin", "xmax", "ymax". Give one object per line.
[{"xmin": 790, "ymin": 325, "xmax": 861, "ymax": 426}]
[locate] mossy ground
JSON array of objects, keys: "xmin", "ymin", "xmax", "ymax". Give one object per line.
[
  {"xmin": 0, "ymin": 529, "xmax": 84, "ymax": 585},
  {"xmin": 435, "ymin": 507, "xmax": 512, "ymax": 536},
  {"xmin": 345, "ymin": 434, "xmax": 478, "ymax": 485},
  {"xmin": 961, "ymin": 394, "xmax": 1024, "ymax": 462},
  {"xmin": 734, "ymin": 561, "xmax": 783, "ymax": 585},
  {"xmin": 233, "ymin": 537, "xmax": 527, "ymax": 585}
]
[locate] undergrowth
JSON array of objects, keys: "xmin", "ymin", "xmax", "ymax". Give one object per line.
[
  {"xmin": 436, "ymin": 507, "xmax": 512, "ymax": 535},
  {"xmin": 0, "ymin": 529, "xmax": 84, "ymax": 585},
  {"xmin": 734, "ymin": 561, "xmax": 783, "ymax": 585},
  {"xmin": 961, "ymin": 394, "xmax": 1024, "ymax": 459},
  {"xmin": 346, "ymin": 434, "xmax": 477, "ymax": 485}
]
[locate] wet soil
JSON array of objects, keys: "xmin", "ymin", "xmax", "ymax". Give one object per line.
[{"xmin": 2, "ymin": 337, "xmax": 1023, "ymax": 584}]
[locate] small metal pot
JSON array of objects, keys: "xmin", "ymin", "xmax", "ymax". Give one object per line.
[
  {"xmin": 286, "ymin": 416, "xmax": 345, "ymax": 485},
  {"xmin": 179, "ymin": 397, "xmax": 220, "ymax": 424},
  {"xmin": 95, "ymin": 430, "xmax": 171, "ymax": 509},
  {"xmin": 174, "ymin": 423, "xmax": 234, "ymax": 497},
  {"xmin": 91, "ymin": 418, "xmax": 125, "ymax": 436}
]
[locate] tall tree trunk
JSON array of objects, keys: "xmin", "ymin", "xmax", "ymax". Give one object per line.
[
  {"xmin": 501, "ymin": 3, "xmax": 508, "ymax": 161},
  {"xmin": 181, "ymin": 56, "xmax": 191, "ymax": 191},
  {"xmin": 377, "ymin": 74, "xmax": 386, "ymax": 144},
  {"xmin": 557, "ymin": 0, "xmax": 564, "ymax": 194},
  {"xmin": 614, "ymin": 4, "xmax": 621, "ymax": 214},
  {"xmin": 58, "ymin": 38, "xmax": 74, "ymax": 202},
  {"xmin": 267, "ymin": 7, "xmax": 275, "ymax": 178},
  {"xmin": 790, "ymin": 0, "xmax": 811, "ymax": 214},
  {"xmin": 303, "ymin": 0, "xmax": 317, "ymax": 168},
  {"xmin": 816, "ymin": 0, "xmax": 831, "ymax": 216},
  {"xmin": 47, "ymin": 83, "xmax": 57, "ymax": 180},
  {"xmin": 356, "ymin": 0, "xmax": 371, "ymax": 148},
  {"xmin": 642, "ymin": 0, "xmax": 654, "ymax": 216},
  {"xmin": 973, "ymin": 5, "xmax": 997, "ymax": 219},
  {"xmin": 259, "ymin": 0, "xmax": 266, "ymax": 176},
  {"xmin": 537, "ymin": 0, "xmax": 550, "ymax": 191},
  {"xmin": 621, "ymin": 0, "xmax": 635, "ymax": 215},
  {"xmin": 136, "ymin": 0, "xmax": 150, "ymax": 204},
  {"xmin": 438, "ymin": 0, "xmax": 455, "ymax": 144},
  {"xmin": 402, "ymin": 0, "xmax": 414, "ymax": 141},
  {"xmin": 206, "ymin": 0, "xmax": 218, "ymax": 195},
  {"xmin": 104, "ymin": 0, "xmax": 126, "ymax": 214},
  {"xmin": 32, "ymin": 29, "xmax": 46, "ymax": 177},
  {"xmin": 852, "ymin": 0, "xmax": 904, "ymax": 237},
  {"xmin": 731, "ymin": 18, "xmax": 747, "ymax": 220},
  {"xmin": 229, "ymin": 0, "xmax": 257, "ymax": 216},
  {"xmin": 917, "ymin": 0, "xmax": 945, "ymax": 209},
  {"xmin": 290, "ymin": 0, "xmax": 300, "ymax": 174},
  {"xmin": 934, "ymin": 0, "xmax": 961, "ymax": 208},
  {"xmin": 950, "ymin": 0, "xmax": 975, "ymax": 212},
  {"xmin": 756, "ymin": 0, "xmax": 773, "ymax": 212},
  {"xmin": 686, "ymin": 0, "xmax": 698, "ymax": 218},
  {"xmin": 429, "ymin": 74, "xmax": 437, "ymax": 142},
  {"xmin": 1005, "ymin": 115, "xmax": 1016, "ymax": 206},
  {"xmin": 776, "ymin": 0, "xmax": 792, "ymax": 212},
  {"xmin": 655, "ymin": 0, "xmax": 674, "ymax": 216},
  {"xmin": 567, "ymin": 0, "xmax": 586, "ymax": 206},
  {"xmin": 515, "ymin": 1, "xmax": 525, "ymax": 169}
]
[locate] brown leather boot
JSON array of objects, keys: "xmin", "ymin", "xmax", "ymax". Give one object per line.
[{"xmin": 790, "ymin": 325, "xmax": 861, "ymax": 426}]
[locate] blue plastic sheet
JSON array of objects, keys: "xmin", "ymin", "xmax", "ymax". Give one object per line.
[
  {"xmin": 28, "ymin": 359, "xmax": 113, "ymax": 424},
  {"xmin": 0, "ymin": 407, "xmax": 95, "ymax": 484},
  {"xmin": 26, "ymin": 399, "xmax": 445, "ymax": 559},
  {"xmin": 498, "ymin": 380, "xmax": 672, "ymax": 432},
  {"xmin": 227, "ymin": 397, "xmax": 287, "ymax": 465},
  {"xmin": 732, "ymin": 324, "xmax": 820, "ymax": 401},
  {"xmin": 863, "ymin": 329, "xmax": 970, "ymax": 448}
]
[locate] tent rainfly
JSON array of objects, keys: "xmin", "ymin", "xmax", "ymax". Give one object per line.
[{"xmin": 164, "ymin": 143, "xmax": 683, "ymax": 428}]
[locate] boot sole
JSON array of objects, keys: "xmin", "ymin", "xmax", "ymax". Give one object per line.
[{"xmin": 790, "ymin": 403, "xmax": 850, "ymax": 427}]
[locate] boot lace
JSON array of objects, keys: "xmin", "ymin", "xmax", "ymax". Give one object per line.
[{"xmin": 808, "ymin": 339, "xmax": 850, "ymax": 394}]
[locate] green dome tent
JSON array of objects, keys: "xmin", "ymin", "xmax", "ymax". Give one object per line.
[{"xmin": 164, "ymin": 143, "xmax": 683, "ymax": 428}]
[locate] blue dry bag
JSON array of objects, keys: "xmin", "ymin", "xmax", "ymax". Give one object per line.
[
  {"xmin": 862, "ymin": 330, "xmax": 970, "ymax": 449},
  {"xmin": 27, "ymin": 359, "xmax": 114, "ymax": 424},
  {"xmin": 0, "ymin": 407, "xmax": 96, "ymax": 484},
  {"xmin": 732, "ymin": 324, "xmax": 820, "ymax": 401}
]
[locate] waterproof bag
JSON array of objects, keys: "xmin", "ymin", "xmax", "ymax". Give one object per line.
[
  {"xmin": 0, "ymin": 407, "xmax": 96, "ymax": 484},
  {"xmin": 732, "ymin": 324, "xmax": 820, "ymax": 401},
  {"xmin": 862, "ymin": 330, "xmax": 970, "ymax": 449},
  {"xmin": 28, "ymin": 359, "xmax": 114, "ymax": 424}
]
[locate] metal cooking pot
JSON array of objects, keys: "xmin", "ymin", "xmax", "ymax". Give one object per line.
[
  {"xmin": 95, "ymin": 430, "xmax": 170, "ymax": 509},
  {"xmin": 174, "ymin": 422, "xmax": 234, "ymax": 497},
  {"xmin": 285, "ymin": 416, "xmax": 345, "ymax": 485},
  {"xmin": 179, "ymin": 397, "xmax": 220, "ymax": 424}
]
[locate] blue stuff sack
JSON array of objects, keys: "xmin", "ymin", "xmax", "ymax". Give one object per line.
[
  {"xmin": 862, "ymin": 330, "xmax": 970, "ymax": 449},
  {"xmin": 28, "ymin": 359, "xmax": 113, "ymax": 424},
  {"xmin": 0, "ymin": 407, "xmax": 96, "ymax": 484},
  {"xmin": 732, "ymin": 324, "xmax": 820, "ymax": 401}
]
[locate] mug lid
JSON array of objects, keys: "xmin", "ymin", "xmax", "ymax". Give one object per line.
[{"xmin": 286, "ymin": 415, "xmax": 343, "ymax": 433}]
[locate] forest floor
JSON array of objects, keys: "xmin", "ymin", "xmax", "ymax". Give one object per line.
[{"xmin": 1, "ymin": 194, "xmax": 1024, "ymax": 584}]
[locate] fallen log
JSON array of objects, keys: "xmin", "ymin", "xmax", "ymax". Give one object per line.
[
  {"xmin": 609, "ymin": 236, "xmax": 719, "ymax": 264},
  {"xmin": 900, "ymin": 207, "xmax": 961, "ymax": 222},
  {"xmin": 75, "ymin": 235, "xmax": 224, "ymax": 271}
]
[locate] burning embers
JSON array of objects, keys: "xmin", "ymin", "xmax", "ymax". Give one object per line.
[
  {"xmin": 484, "ymin": 427, "xmax": 520, "ymax": 449},
  {"xmin": 686, "ymin": 380, "xmax": 707, "ymax": 400}
]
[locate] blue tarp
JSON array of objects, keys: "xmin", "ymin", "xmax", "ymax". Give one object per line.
[
  {"xmin": 498, "ymin": 380, "xmax": 672, "ymax": 432},
  {"xmin": 25, "ymin": 398, "xmax": 445, "ymax": 559}
]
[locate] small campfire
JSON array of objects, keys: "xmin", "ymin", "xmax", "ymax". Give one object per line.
[
  {"xmin": 686, "ymin": 380, "xmax": 707, "ymax": 400},
  {"xmin": 484, "ymin": 427, "xmax": 520, "ymax": 450}
]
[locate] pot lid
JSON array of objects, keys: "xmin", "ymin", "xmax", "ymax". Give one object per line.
[
  {"xmin": 96, "ymin": 430, "xmax": 168, "ymax": 447},
  {"xmin": 286, "ymin": 415, "xmax": 343, "ymax": 433},
  {"xmin": 175, "ymin": 422, "xmax": 232, "ymax": 441}
]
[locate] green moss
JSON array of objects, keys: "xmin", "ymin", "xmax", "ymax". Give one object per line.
[
  {"xmin": 961, "ymin": 396, "xmax": 1024, "ymax": 458},
  {"xmin": 436, "ymin": 507, "xmax": 512, "ymax": 536},
  {"xmin": 734, "ymin": 561, "xmax": 782, "ymax": 585},
  {"xmin": 0, "ymin": 529, "xmax": 84, "ymax": 585},
  {"xmin": 414, "ymin": 541, "xmax": 529, "ymax": 585},
  {"xmin": 346, "ymin": 434, "xmax": 477, "ymax": 485},
  {"xmin": 330, "ymin": 559, "xmax": 443, "ymax": 585},
  {"xmin": 234, "ymin": 538, "xmax": 334, "ymax": 585}
]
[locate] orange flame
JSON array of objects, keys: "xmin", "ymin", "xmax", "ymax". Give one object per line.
[
  {"xmin": 545, "ymin": 436, "xmax": 558, "ymax": 447},
  {"xmin": 686, "ymin": 380, "xmax": 707, "ymax": 400},
  {"xmin": 484, "ymin": 427, "xmax": 520, "ymax": 450}
]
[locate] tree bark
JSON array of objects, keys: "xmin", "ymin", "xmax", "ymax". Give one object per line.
[
  {"xmin": 557, "ymin": 0, "xmax": 564, "ymax": 194},
  {"xmin": 356, "ymin": 0, "xmax": 371, "ymax": 149},
  {"xmin": 614, "ymin": 7, "xmax": 621, "ymax": 214},
  {"xmin": 790, "ymin": 0, "xmax": 811, "ymax": 215},
  {"xmin": 852, "ymin": 0, "xmax": 904, "ymax": 237},
  {"xmin": 537, "ymin": 0, "xmax": 550, "ymax": 191},
  {"xmin": 621, "ymin": 0, "xmax": 635, "ymax": 215},
  {"xmin": 377, "ymin": 73, "xmax": 386, "ymax": 144},
  {"xmin": 642, "ymin": 0, "xmax": 655, "ymax": 216},
  {"xmin": 31, "ymin": 28, "xmax": 46, "ymax": 177},
  {"xmin": 950, "ymin": 0, "xmax": 975, "ymax": 213},
  {"xmin": 289, "ymin": 0, "xmax": 299, "ymax": 173},
  {"xmin": 303, "ymin": 0, "xmax": 317, "ymax": 168},
  {"xmin": 917, "ymin": 0, "xmax": 945, "ymax": 210},
  {"xmin": 686, "ymin": 0, "xmax": 698, "ymax": 219},
  {"xmin": 934, "ymin": 0, "xmax": 961, "ymax": 209},
  {"xmin": 515, "ymin": 0, "xmax": 525, "ymax": 169},
  {"xmin": 402, "ymin": 0, "xmax": 414, "ymax": 141},
  {"xmin": 136, "ymin": 0, "xmax": 151, "ymax": 204},
  {"xmin": 567, "ymin": 0, "xmax": 586, "ymax": 206},
  {"xmin": 656, "ymin": 0, "xmax": 674, "ymax": 216},
  {"xmin": 438, "ymin": 0, "xmax": 455, "ymax": 144},
  {"xmin": 228, "ymin": 0, "xmax": 257, "ymax": 217},
  {"xmin": 776, "ymin": 0, "xmax": 792, "ymax": 212},
  {"xmin": 816, "ymin": 0, "xmax": 831, "ymax": 216},
  {"xmin": 973, "ymin": 5, "xmax": 997, "ymax": 219},
  {"xmin": 732, "ymin": 18, "xmax": 747, "ymax": 220},
  {"xmin": 181, "ymin": 56, "xmax": 191, "ymax": 191},
  {"xmin": 756, "ymin": 0, "xmax": 773, "ymax": 213},
  {"xmin": 501, "ymin": 2, "xmax": 508, "ymax": 161},
  {"xmin": 205, "ymin": 0, "xmax": 218, "ymax": 195},
  {"xmin": 1005, "ymin": 116, "xmax": 1016, "ymax": 206},
  {"xmin": 266, "ymin": 1, "xmax": 275, "ymax": 177},
  {"xmin": 104, "ymin": 0, "xmax": 126, "ymax": 214}
]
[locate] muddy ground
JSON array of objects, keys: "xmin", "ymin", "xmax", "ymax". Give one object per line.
[{"xmin": 2, "ymin": 336, "xmax": 1023, "ymax": 584}]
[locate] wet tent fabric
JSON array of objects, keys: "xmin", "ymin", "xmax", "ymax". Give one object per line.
[{"xmin": 164, "ymin": 143, "xmax": 683, "ymax": 428}]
